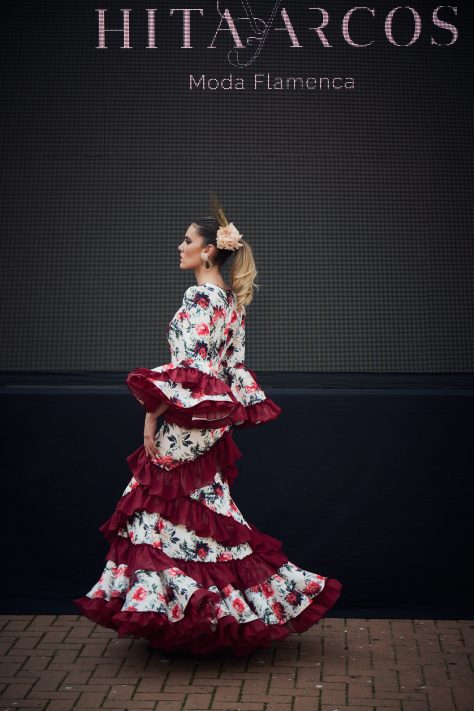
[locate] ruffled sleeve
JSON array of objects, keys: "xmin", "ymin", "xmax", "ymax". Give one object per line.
[
  {"xmin": 126, "ymin": 286, "xmax": 247, "ymax": 429},
  {"xmin": 224, "ymin": 309, "xmax": 282, "ymax": 429}
]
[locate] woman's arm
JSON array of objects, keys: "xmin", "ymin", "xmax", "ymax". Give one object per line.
[
  {"xmin": 143, "ymin": 402, "xmax": 169, "ymax": 459},
  {"xmin": 148, "ymin": 401, "xmax": 169, "ymax": 419}
]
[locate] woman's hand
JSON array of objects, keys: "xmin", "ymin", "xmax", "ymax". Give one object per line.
[{"xmin": 144, "ymin": 412, "xmax": 160, "ymax": 459}]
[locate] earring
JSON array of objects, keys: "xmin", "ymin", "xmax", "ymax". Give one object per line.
[{"xmin": 201, "ymin": 252, "xmax": 213, "ymax": 270}]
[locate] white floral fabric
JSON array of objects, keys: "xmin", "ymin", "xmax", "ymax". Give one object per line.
[
  {"xmin": 152, "ymin": 420, "xmax": 231, "ymax": 470},
  {"xmin": 87, "ymin": 558, "xmax": 327, "ymax": 626}
]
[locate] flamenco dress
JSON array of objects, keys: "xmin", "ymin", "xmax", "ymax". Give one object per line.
[{"xmin": 73, "ymin": 283, "xmax": 343, "ymax": 656}]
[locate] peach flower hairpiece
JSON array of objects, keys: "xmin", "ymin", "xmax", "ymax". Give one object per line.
[
  {"xmin": 210, "ymin": 192, "xmax": 244, "ymax": 252},
  {"xmin": 216, "ymin": 222, "xmax": 244, "ymax": 251}
]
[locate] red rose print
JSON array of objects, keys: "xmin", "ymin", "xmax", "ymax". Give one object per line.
[
  {"xmin": 217, "ymin": 552, "xmax": 233, "ymax": 561},
  {"xmin": 129, "ymin": 531, "xmax": 135, "ymax": 541},
  {"xmin": 222, "ymin": 584, "xmax": 233, "ymax": 597},
  {"xmin": 261, "ymin": 582, "xmax": 274, "ymax": 598},
  {"xmin": 92, "ymin": 589, "xmax": 106, "ymax": 598},
  {"xmin": 158, "ymin": 518, "xmax": 165, "ymax": 531},
  {"xmin": 196, "ymin": 322, "xmax": 210, "ymax": 336},
  {"xmin": 171, "ymin": 603, "xmax": 182, "ymax": 619},
  {"xmin": 232, "ymin": 597, "xmax": 245, "ymax": 614},
  {"xmin": 197, "ymin": 544, "xmax": 208, "ymax": 559},
  {"xmin": 154, "ymin": 455, "xmax": 174, "ymax": 468},
  {"xmin": 198, "ymin": 346, "xmax": 207, "ymax": 358},
  {"xmin": 304, "ymin": 580, "xmax": 322, "ymax": 595},
  {"xmin": 286, "ymin": 592, "xmax": 298, "ymax": 606},
  {"xmin": 152, "ymin": 540, "xmax": 162, "ymax": 549},
  {"xmin": 132, "ymin": 586, "xmax": 147, "ymax": 601},
  {"xmin": 271, "ymin": 600, "xmax": 285, "ymax": 622}
]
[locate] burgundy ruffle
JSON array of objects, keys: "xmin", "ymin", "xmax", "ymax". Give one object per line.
[
  {"xmin": 126, "ymin": 364, "xmax": 282, "ymax": 430},
  {"xmin": 99, "ymin": 486, "xmax": 284, "ymax": 549},
  {"xmin": 234, "ymin": 397, "xmax": 282, "ymax": 429},
  {"xmin": 126, "ymin": 366, "xmax": 248, "ymax": 428},
  {"xmin": 126, "ymin": 430, "xmax": 242, "ymax": 500},
  {"xmin": 73, "ymin": 576, "xmax": 343, "ymax": 657},
  {"xmin": 227, "ymin": 365, "xmax": 282, "ymax": 428},
  {"xmin": 105, "ymin": 536, "xmax": 289, "ymax": 590}
]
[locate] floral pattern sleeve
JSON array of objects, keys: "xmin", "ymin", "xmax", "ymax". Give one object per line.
[
  {"xmin": 126, "ymin": 286, "xmax": 247, "ymax": 429},
  {"xmin": 224, "ymin": 308, "xmax": 282, "ymax": 428}
]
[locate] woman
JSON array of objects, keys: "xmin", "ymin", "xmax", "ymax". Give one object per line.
[{"xmin": 73, "ymin": 201, "xmax": 343, "ymax": 657}]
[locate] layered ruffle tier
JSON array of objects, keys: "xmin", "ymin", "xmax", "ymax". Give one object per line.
[
  {"xmin": 73, "ymin": 426, "xmax": 342, "ymax": 656},
  {"xmin": 126, "ymin": 363, "xmax": 282, "ymax": 430}
]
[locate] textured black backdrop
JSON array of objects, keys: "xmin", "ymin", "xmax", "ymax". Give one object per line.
[
  {"xmin": 1, "ymin": 382, "xmax": 473, "ymax": 616},
  {"xmin": 1, "ymin": 1, "xmax": 473, "ymax": 372}
]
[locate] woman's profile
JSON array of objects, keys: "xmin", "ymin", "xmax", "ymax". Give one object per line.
[{"xmin": 73, "ymin": 195, "xmax": 343, "ymax": 656}]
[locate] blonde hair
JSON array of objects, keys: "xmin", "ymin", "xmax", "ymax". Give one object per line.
[{"xmin": 230, "ymin": 239, "xmax": 259, "ymax": 312}]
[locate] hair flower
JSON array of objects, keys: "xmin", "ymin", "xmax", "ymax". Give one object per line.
[{"xmin": 216, "ymin": 223, "xmax": 244, "ymax": 251}]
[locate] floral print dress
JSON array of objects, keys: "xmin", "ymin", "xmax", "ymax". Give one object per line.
[{"xmin": 73, "ymin": 283, "xmax": 343, "ymax": 656}]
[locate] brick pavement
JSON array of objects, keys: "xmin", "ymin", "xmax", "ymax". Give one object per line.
[{"xmin": 0, "ymin": 616, "xmax": 473, "ymax": 711}]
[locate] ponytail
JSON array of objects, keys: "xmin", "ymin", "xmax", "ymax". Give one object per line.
[{"xmin": 230, "ymin": 240, "xmax": 259, "ymax": 311}]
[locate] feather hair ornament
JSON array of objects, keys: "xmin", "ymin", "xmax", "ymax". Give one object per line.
[{"xmin": 209, "ymin": 192, "xmax": 229, "ymax": 228}]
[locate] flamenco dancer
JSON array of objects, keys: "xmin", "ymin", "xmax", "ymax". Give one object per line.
[{"xmin": 73, "ymin": 195, "xmax": 343, "ymax": 656}]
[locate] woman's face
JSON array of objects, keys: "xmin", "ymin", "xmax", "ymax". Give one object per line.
[{"xmin": 178, "ymin": 224, "xmax": 212, "ymax": 270}]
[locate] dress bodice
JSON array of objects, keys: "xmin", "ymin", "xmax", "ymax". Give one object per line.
[
  {"xmin": 126, "ymin": 283, "xmax": 281, "ymax": 430},
  {"xmin": 166, "ymin": 284, "xmax": 245, "ymax": 383}
]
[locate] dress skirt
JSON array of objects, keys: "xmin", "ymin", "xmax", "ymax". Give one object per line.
[{"xmin": 73, "ymin": 417, "xmax": 343, "ymax": 657}]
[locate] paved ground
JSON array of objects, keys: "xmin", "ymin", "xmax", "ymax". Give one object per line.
[{"xmin": 0, "ymin": 616, "xmax": 473, "ymax": 711}]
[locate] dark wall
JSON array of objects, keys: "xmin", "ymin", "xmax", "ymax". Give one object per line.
[{"xmin": 2, "ymin": 381, "xmax": 473, "ymax": 618}]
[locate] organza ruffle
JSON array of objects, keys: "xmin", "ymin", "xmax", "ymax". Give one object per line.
[
  {"xmin": 126, "ymin": 365, "xmax": 248, "ymax": 428},
  {"xmin": 73, "ymin": 574, "xmax": 342, "ymax": 657},
  {"xmin": 99, "ymin": 485, "xmax": 284, "ymax": 549},
  {"xmin": 126, "ymin": 430, "xmax": 242, "ymax": 500},
  {"xmin": 225, "ymin": 364, "xmax": 282, "ymax": 428},
  {"xmin": 126, "ymin": 364, "xmax": 282, "ymax": 430},
  {"xmin": 105, "ymin": 536, "xmax": 289, "ymax": 590},
  {"xmin": 234, "ymin": 397, "xmax": 282, "ymax": 429}
]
